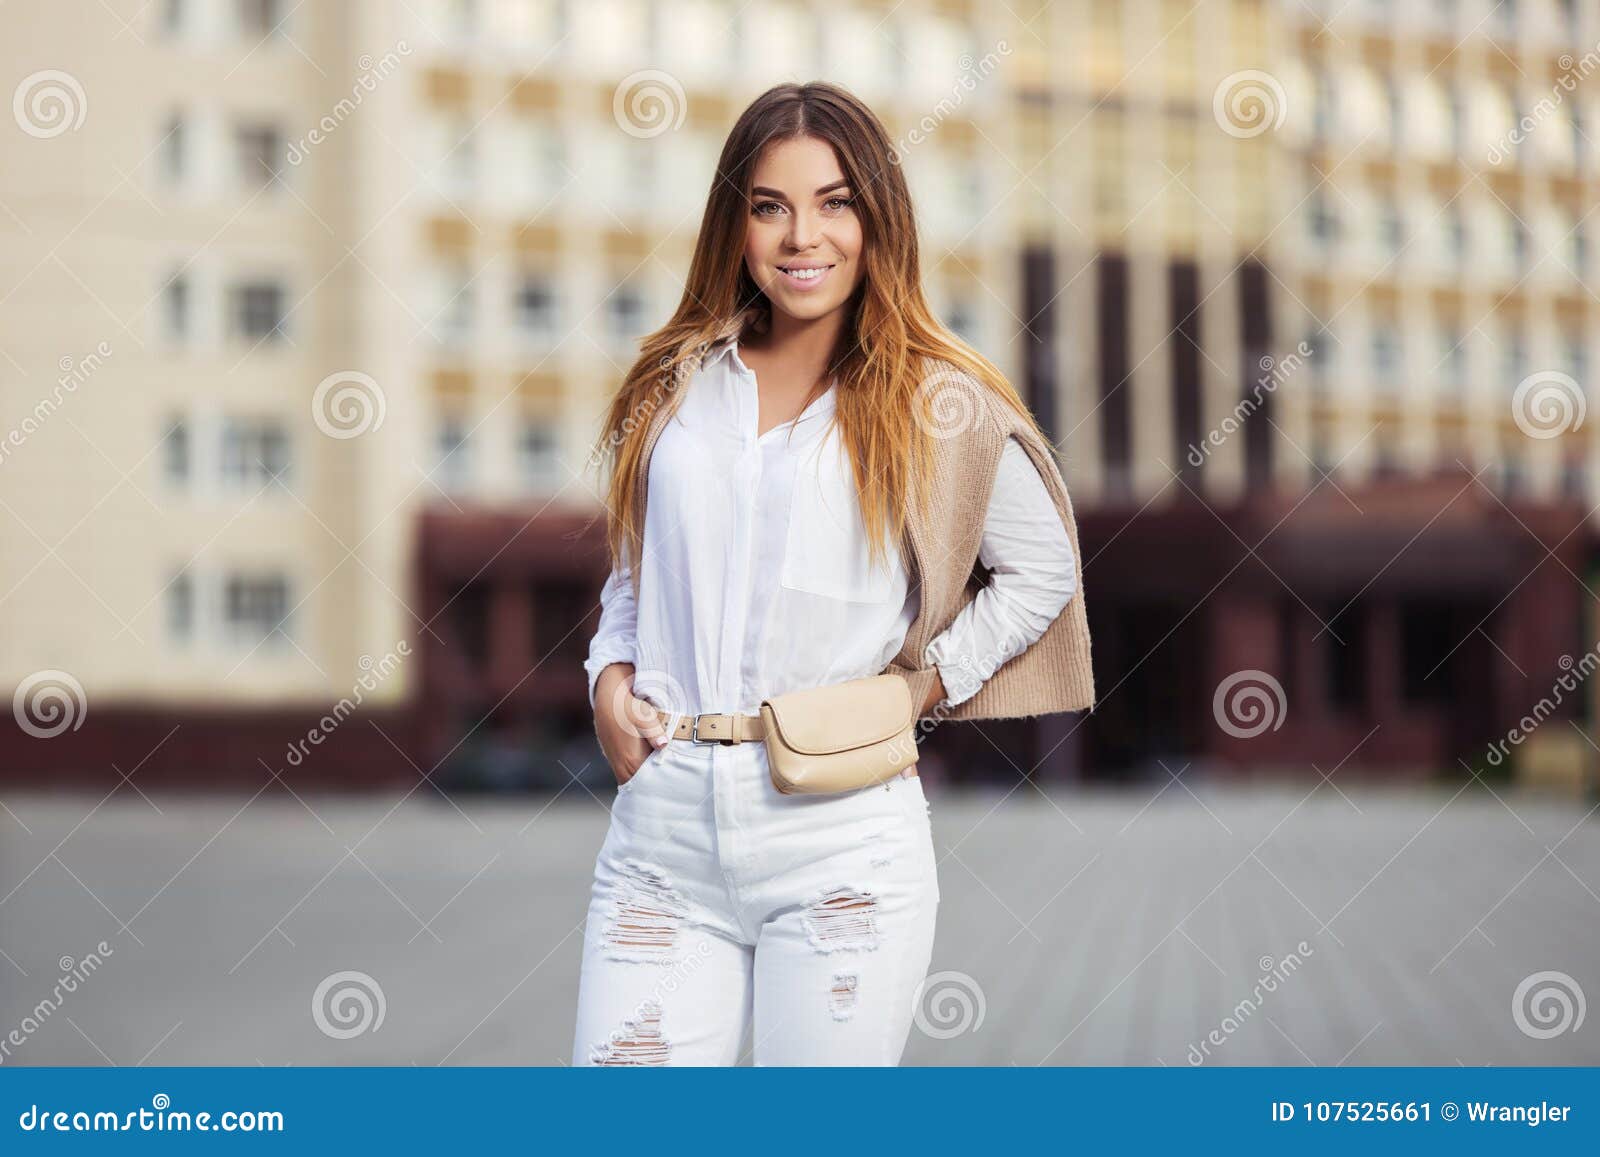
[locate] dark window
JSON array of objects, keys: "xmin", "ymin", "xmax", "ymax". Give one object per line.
[
  {"xmin": 1170, "ymin": 261, "xmax": 1201, "ymax": 488},
  {"xmin": 235, "ymin": 123, "xmax": 283, "ymax": 190},
  {"xmin": 1324, "ymin": 599, "xmax": 1368, "ymax": 713},
  {"xmin": 231, "ymin": 282, "xmax": 286, "ymax": 342},
  {"xmin": 515, "ymin": 276, "xmax": 557, "ymax": 335},
  {"xmin": 1021, "ymin": 246, "xmax": 1058, "ymax": 444},
  {"xmin": 446, "ymin": 582, "xmax": 489, "ymax": 670},
  {"xmin": 168, "ymin": 570, "xmax": 194, "ymax": 640},
  {"xmin": 163, "ymin": 417, "xmax": 190, "ymax": 484},
  {"xmin": 237, "ymin": 0, "xmax": 284, "ymax": 36},
  {"xmin": 164, "ymin": 272, "xmax": 189, "ymax": 339},
  {"xmin": 1097, "ymin": 254, "xmax": 1130, "ymax": 498},
  {"xmin": 1240, "ymin": 261, "xmax": 1273, "ymax": 489},
  {"xmin": 224, "ymin": 574, "xmax": 290, "ymax": 642}
]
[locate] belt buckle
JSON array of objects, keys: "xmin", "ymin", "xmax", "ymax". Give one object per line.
[{"xmin": 690, "ymin": 713, "xmax": 734, "ymax": 745}]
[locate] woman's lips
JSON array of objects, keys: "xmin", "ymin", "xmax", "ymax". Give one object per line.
[{"xmin": 775, "ymin": 263, "xmax": 836, "ymax": 291}]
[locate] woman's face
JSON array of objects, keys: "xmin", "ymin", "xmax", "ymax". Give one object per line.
[{"xmin": 742, "ymin": 135, "xmax": 864, "ymax": 326}]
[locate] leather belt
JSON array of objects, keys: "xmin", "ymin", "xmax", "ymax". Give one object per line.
[{"xmin": 656, "ymin": 708, "xmax": 767, "ymax": 745}]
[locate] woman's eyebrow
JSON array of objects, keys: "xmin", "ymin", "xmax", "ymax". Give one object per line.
[{"xmin": 750, "ymin": 180, "xmax": 853, "ymax": 200}]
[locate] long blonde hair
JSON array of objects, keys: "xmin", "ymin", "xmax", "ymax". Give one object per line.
[{"xmin": 596, "ymin": 81, "xmax": 1049, "ymax": 578}]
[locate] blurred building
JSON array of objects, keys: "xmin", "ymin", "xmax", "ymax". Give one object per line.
[{"xmin": 1, "ymin": 0, "xmax": 1597, "ymax": 786}]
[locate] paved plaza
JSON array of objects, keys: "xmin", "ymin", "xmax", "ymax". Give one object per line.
[{"xmin": 2, "ymin": 777, "xmax": 1596, "ymax": 1066}]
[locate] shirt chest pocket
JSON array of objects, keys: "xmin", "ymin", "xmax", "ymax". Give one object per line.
[{"xmin": 780, "ymin": 440, "xmax": 900, "ymax": 604}]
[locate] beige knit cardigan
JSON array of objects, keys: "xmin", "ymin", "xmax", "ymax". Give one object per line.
[{"xmin": 625, "ymin": 314, "xmax": 1096, "ymax": 722}]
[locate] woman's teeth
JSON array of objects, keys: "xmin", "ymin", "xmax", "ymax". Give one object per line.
[{"xmin": 780, "ymin": 265, "xmax": 833, "ymax": 283}]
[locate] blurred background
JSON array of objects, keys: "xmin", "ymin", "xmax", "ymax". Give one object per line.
[{"xmin": 1, "ymin": 0, "xmax": 1598, "ymax": 1066}]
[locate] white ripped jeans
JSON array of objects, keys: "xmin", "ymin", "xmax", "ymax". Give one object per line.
[{"xmin": 570, "ymin": 735, "xmax": 940, "ymax": 1066}]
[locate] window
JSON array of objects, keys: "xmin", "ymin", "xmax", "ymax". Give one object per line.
[
  {"xmin": 622, "ymin": 147, "xmax": 655, "ymax": 212},
  {"xmin": 161, "ymin": 113, "xmax": 186, "ymax": 184},
  {"xmin": 1313, "ymin": 69, "xmax": 1336, "ymax": 139},
  {"xmin": 163, "ymin": 272, "xmax": 190, "ymax": 340},
  {"xmin": 443, "ymin": 122, "xmax": 476, "ymax": 195},
  {"xmin": 163, "ymin": 416, "xmax": 190, "ymax": 485},
  {"xmin": 433, "ymin": 270, "xmax": 474, "ymax": 345},
  {"xmin": 1564, "ymin": 331, "xmax": 1588, "ymax": 386},
  {"xmin": 514, "ymin": 274, "xmax": 558, "ymax": 338},
  {"xmin": 1385, "ymin": 76, "xmax": 1403, "ymax": 151},
  {"xmin": 449, "ymin": 0, "xmax": 478, "ymax": 39},
  {"xmin": 1372, "ymin": 324, "xmax": 1402, "ymax": 384},
  {"xmin": 1308, "ymin": 191, "xmax": 1339, "ymax": 244},
  {"xmin": 1503, "ymin": 327, "xmax": 1527, "ymax": 386},
  {"xmin": 1373, "ymin": 431, "xmax": 1401, "ymax": 477},
  {"xmin": 236, "ymin": 0, "xmax": 284, "ymax": 37},
  {"xmin": 224, "ymin": 574, "xmax": 290, "ymax": 643},
  {"xmin": 1436, "ymin": 327, "xmax": 1466, "ymax": 387},
  {"xmin": 1508, "ymin": 212, "xmax": 1528, "ymax": 270},
  {"xmin": 536, "ymin": 126, "xmax": 565, "ymax": 196},
  {"xmin": 1561, "ymin": 452, "xmax": 1586, "ymax": 501},
  {"xmin": 517, "ymin": 420, "xmax": 560, "ymax": 490},
  {"xmin": 434, "ymin": 416, "xmax": 471, "ymax": 492},
  {"xmin": 221, "ymin": 417, "xmax": 291, "ymax": 487},
  {"xmin": 1444, "ymin": 204, "xmax": 1467, "ymax": 265},
  {"xmin": 1379, "ymin": 199, "xmax": 1405, "ymax": 253},
  {"xmin": 1498, "ymin": 441, "xmax": 1525, "ymax": 498},
  {"xmin": 167, "ymin": 570, "xmax": 194, "ymax": 642},
  {"xmin": 230, "ymin": 281, "xmax": 287, "ymax": 342},
  {"xmin": 1324, "ymin": 599, "xmax": 1369, "ymax": 713},
  {"xmin": 945, "ymin": 299, "xmax": 978, "ymax": 346},
  {"xmin": 1302, "ymin": 331, "xmax": 1328, "ymax": 388},
  {"xmin": 606, "ymin": 282, "xmax": 647, "ymax": 342},
  {"xmin": 234, "ymin": 123, "xmax": 283, "ymax": 192}
]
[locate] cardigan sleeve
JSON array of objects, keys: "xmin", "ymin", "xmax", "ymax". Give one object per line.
[
  {"xmin": 583, "ymin": 556, "xmax": 639, "ymax": 711},
  {"xmin": 920, "ymin": 436, "xmax": 1077, "ymax": 710}
]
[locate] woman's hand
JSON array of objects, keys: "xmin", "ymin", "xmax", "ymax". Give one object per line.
[{"xmin": 593, "ymin": 663, "xmax": 669, "ymax": 787}]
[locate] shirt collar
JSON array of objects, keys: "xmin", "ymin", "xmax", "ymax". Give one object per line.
[{"xmin": 704, "ymin": 334, "xmax": 839, "ymax": 425}]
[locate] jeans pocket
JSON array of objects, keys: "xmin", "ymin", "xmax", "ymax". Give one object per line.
[{"xmin": 619, "ymin": 743, "xmax": 667, "ymax": 793}]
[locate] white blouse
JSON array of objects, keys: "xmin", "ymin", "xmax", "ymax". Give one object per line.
[{"xmin": 584, "ymin": 338, "xmax": 1077, "ymax": 721}]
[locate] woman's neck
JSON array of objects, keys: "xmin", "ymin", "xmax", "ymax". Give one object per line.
[{"xmin": 742, "ymin": 306, "xmax": 847, "ymax": 386}]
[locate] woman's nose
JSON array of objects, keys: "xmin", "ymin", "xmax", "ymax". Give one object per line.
[{"xmin": 787, "ymin": 211, "xmax": 820, "ymax": 250}]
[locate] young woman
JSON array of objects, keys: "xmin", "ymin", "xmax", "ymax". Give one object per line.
[{"xmin": 574, "ymin": 82, "xmax": 1095, "ymax": 1066}]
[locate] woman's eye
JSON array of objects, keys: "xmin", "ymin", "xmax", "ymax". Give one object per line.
[
  {"xmin": 825, "ymin": 196, "xmax": 853, "ymax": 211},
  {"xmin": 754, "ymin": 202, "xmax": 782, "ymax": 216}
]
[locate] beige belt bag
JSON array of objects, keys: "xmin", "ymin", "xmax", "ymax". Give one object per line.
[{"xmin": 759, "ymin": 673, "xmax": 919, "ymax": 794}]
